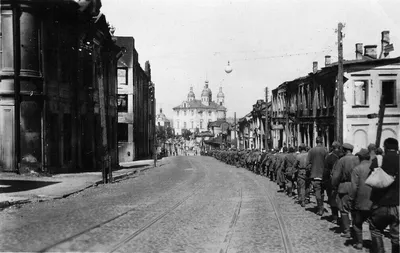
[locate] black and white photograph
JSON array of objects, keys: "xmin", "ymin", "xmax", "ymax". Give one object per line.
[{"xmin": 0, "ymin": 0, "xmax": 399, "ymax": 252}]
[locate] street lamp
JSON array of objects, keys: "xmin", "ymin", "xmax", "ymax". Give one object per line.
[{"xmin": 225, "ymin": 61, "xmax": 233, "ymax": 74}]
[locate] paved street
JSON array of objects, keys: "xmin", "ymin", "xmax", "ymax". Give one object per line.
[{"xmin": 0, "ymin": 156, "xmax": 391, "ymax": 253}]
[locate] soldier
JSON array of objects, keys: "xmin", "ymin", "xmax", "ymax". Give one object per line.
[
  {"xmin": 283, "ymin": 147, "xmax": 297, "ymax": 196},
  {"xmin": 331, "ymin": 143, "xmax": 359, "ymax": 238},
  {"xmin": 293, "ymin": 144, "xmax": 310, "ymax": 207},
  {"xmin": 323, "ymin": 141, "xmax": 343, "ymax": 224},
  {"xmin": 307, "ymin": 136, "xmax": 328, "ymax": 216},
  {"xmin": 259, "ymin": 150, "xmax": 268, "ymax": 176},
  {"xmin": 349, "ymin": 148, "xmax": 372, "ymax": 251},
  {"xmin": 276, "ymin": 146, "xmax": 288, "ymax": 191}
]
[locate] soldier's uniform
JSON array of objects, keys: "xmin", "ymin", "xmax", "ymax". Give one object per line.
[
  {"xmin": 283, "ymin": 147, "xmax": 297, "ymax": 196},
  {"xmin": 276, "ymin": 147, "xmax": 288, "ymax": 190},
  {"xmin": 268, "ymin": 152, "xmax": 277, "ymax": 181},
  {"xmin": 294, "ymin": 144, "xmax": 310, "ymax": 207},
  {"xmin": 307, "ymin": 137, "xmax": 328, "ymax": 216},
  {"xmin": 331, "ymin": 143, "xmax": 360, "ymax": 238},
  {"xmin": 323, "ymin": 141, "xmax": 343, "ymax": 223}
]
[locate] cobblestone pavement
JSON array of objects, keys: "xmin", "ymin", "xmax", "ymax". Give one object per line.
[{"xmin": 0, "ymin": 156, "xmax": 392, "ymax": 253}]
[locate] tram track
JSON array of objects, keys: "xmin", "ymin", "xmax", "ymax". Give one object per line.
[
  {"xmin": 251, "ymin": 175, "xmax": 294, "ymax": 253},
  {"xmin": 219, "ymin": 187, "xmax": 243, "ymax": 253},
  {"xmin": 38, "ymin": 157, "xmax": 209, "ymax": 253}
]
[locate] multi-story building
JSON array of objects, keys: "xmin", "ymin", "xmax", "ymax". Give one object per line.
[
  {"xmin": 237, "ymin": 100, "xmax": 271, "ymax": 150},
  {"xmin": 115, "ymin": 36, "xmax": 155, "ymax": 162},
  {"xmin": 271, "ymin": 31, "xmax": 400, "ymax": 153},
  {"xmin": 0, "ymin": 0, "xmax": 122, "ymax": 173},
  {"xmin": 173, "ymin": 80, "xmax": 227, "ymax": 135}
]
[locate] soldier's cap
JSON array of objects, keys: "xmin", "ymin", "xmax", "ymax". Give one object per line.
[
  {"xmin": 332, "ymin": 141, "xmax": 341, "ymax": 148},
  {"xmin": 342, "ymin": 143, "xmax": 354, "ymax": 151},
  {"xmin": 356, "ymin": 148, "xmax": 369, "ymax": 158},
  {"xmin": 316, "ymin": 136, "xmax": 323, "ymax": 143}
]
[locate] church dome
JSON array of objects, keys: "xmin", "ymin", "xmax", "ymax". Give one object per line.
[
  {"xmin": 156, "ymin": 108, "xmax": 166, "ymax": 121},
  {"xmin": 217, "ymin": 86, "xmax": 224, "ymax": 98},
  {"xmin": 201, "ymin": 80, "xmax": 212, "ymax": 97},
  {"xmin": 187, "ymin": 86, "xmax": 195, "ymax": 100}
]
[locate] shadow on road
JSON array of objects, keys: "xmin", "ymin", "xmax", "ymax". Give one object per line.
[{"xmin": 0, "ymin": 180, "xmax": 60, "ymax": 193}]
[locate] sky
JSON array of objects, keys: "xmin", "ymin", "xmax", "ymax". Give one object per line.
[{"xmin": 101, "ymin": 0, "xmax": 400, "ymax": 119}]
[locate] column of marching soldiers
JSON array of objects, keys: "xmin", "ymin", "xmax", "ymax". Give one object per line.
[{"xmin": 202, "ymin": 137, "xmax": 399, "ymax": 253}]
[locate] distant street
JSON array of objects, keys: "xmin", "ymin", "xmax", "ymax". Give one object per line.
[{"xmin": 0, "ymin": 156, "xmax": 391, "ymax": 253}]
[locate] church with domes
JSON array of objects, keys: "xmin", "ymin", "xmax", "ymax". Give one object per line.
[{"xmin": 173, "ymin": 80, "xmax": 227, "ymax": 135}]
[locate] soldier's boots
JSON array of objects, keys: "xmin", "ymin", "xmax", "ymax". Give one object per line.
[{"xmin": 340, "ymin": 213, "xmax": 352, "ymax": 238}]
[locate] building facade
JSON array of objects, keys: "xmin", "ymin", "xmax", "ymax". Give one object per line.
[
  {"xmin": 115, "ymin": 36, "xmax": 155, "ymax": 162},
  {"xmin": 172, "ymin": 81, "xmax": 227, "ymax": 135},
  {"xmin": 0, "ymin": 0, "xmax": 121, "ymax": 173},
  {"xmin": 271, "ymin": 31, "xmax": 400, "ymax": 153},
  {"xmin": 237, "ymin": 100, "xmax": 271, "ymax": 150}
]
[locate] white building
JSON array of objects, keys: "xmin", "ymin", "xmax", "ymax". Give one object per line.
[{"xmin": 173, "ymin": 80, "xmax": 227, "ymax": 135}]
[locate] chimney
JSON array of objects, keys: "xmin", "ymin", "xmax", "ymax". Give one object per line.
[
  {"xmin": 312, "ymin": 61, "xmax": 318, "ymax": 73},
  {"xmin": 380, "ymin": 30, "xmax": 390, "ymax": 58},
  {"xmin": 356, "ymin": 43, "xmax": 363, "ymax": 60},
  {"xmin": 324, "ymin": 55, "xmax": 331, "ymax": 66},
  {"xmin": 364, "ymin": 45, "xmax": 378, "ymax": 59}
]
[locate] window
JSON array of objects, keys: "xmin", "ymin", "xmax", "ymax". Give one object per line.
[
  {"xmin": 118, "ymin": 68, "xmax": 128, "ymax": 85},
  {"xmin": 184, "ymin": 122, "xmax": 187, "ymax": 129},
  {"xmin": 184, "ymin": 110, "xmax": 187, "ymax": 116},
  {"xmin": 177, "ymin": 121, "xmax": 180, "ymax": 129},
  {"xmin": 117, "ymin": 94, "xmax": 128, "ymax": 112},
  {"xmin": 208, "ymin": 111, "xmax": 211, "ymax": 117},
  {"xmin": 200, "ymin": 120, "xmax": 203, "ymax": 129},
  {"xmin": 354, "ymin": 80, "xmax": 368, "ymax": 106},
  {"xmin": 191, "ymin": 110, "xmax": 194, "ymax": 116},
  {"xmin": 220, "ymin": 102, "xmax": 222, "ymax": 105},
  {"xmin": 117, "ymin": 123, "xmax": 129, "ymax": 142},
  {"xmin": 191, "ymin": 121, "xmax": 194, "ymax": 129},
  {"xmin": 177, "ymin": 111, "xmax": 179, "ymax": 116},
  {"xmin": 382, "ymin": 80, "xmax": 396, "ymax": 106}
]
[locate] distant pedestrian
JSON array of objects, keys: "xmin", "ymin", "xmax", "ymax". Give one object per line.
[{"xmin": 368, "ymin": 138, "xmax": 399, "ymax": 253}]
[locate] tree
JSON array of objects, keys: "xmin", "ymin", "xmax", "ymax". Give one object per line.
[
  {"xmin": 181, "ymin": 129, "xmax": 192, "ymax": 140},
  {"xmin": 156, "ymin": 125, "xmax": 175, "ymax": 145}
]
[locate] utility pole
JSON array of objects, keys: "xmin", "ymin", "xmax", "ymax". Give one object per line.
[
  {"xmin": 375, "ymin": 94, "xmax": 386, "ymax": 147},
  {"xmin": 336, "ymin": 22, "xmax": 344, "ymax": 144},
  {"xmin": 265, "ymin": 87, "xmax": 269, "ymax": 151},
  {"xmin": 285, "ymin": 91, "xmax": 289, "ymax": 147},
  {"xmin": 153, "ymin": 97, "xmax": 157, "ymax": 167},
  {"xmin": 234, "ymin": 112, "xmax": 237, "ymax": 148}
]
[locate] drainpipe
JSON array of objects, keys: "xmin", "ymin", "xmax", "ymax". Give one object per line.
[{"xmin": 13, "ymin": 4, "xmax": 21, "ymax": 173}]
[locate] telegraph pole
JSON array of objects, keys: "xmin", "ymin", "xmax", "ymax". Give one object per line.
[
  {"xmin": 375, "ymin": 94, "xmax": 386, "ymax": 147},
  {"xmin": 234, "ymin": 112, "xmax": 237, "ymax": 148},
  {"xmin": 265, "ymin": 87, "xmax": 269, "ymax": 151},
  {"xmin": 336, "ymin": 22, "xmax": 344, "ymax": 144}
]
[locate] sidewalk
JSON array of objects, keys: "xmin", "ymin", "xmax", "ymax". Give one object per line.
[{"xmin": 0, "ymin": 158, "xmax": 160, "ymax": 209}]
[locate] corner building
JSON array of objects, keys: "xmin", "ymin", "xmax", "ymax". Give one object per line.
[{"xmin": 0, "ymin": 0, "xmax": 121, "ymax": 173}]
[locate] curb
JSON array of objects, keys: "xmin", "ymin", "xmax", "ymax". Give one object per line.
[{"xmin": 0, "ymin": 165, "xmax": 154, "ymax": 210}]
